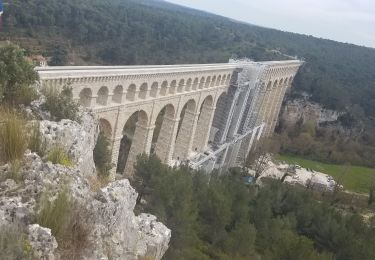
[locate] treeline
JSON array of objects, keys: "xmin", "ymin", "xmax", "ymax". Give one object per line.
[
  {"xmin": 2, "ymin": 0, "xmax": 375, "ymax": 126},
  {"xmin": 275, "ymin": 116, "xmax": 375, "ymax": 168},
  {"xmin": 132, "ymin": 155, "xmax": 375, "ymax": 259}
]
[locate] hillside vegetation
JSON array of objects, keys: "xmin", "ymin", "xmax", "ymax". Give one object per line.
[
  {"xmin": 133, "ymin": 154, "xmax": 375, "ymax": 260},
  {"xmin": 277, "ymin": 154, "xmax": 375, "ymax": 194},
  {"xmin": 1, "ymin": 0, "xmax": 375, "ymax": 123}
]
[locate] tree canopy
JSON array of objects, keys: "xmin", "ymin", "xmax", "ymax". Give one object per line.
[
  {"xmin": 133, "ymin": 154, "xmax": 375, "ymax": 259},
  {"xmin": 0, "ymin": 43, "xmax": 38, "ymax": 105},
  {"xmin": 1, "ymin": 0, "xmax": 375, "ymax": 124}
]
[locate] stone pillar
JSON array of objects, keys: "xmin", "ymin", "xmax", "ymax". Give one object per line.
[
  {"xmin": 192, "ymin": 105, "xmax": 216, "ymax": 152},
  {"xmin": 124, "ymin": 124, "xmax": 155, "ymax": 176},
  {"xmin": 154, "ymin": 116, "xmax": 180, "ymax": 164},
  {"xmin": 174, "ymin": 110, "xmax": 200, "ymax": 160}
]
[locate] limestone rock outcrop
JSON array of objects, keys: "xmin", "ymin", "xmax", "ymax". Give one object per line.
[
  {"xmin": 39, "ymin": 111, "xmax": 98, "ymax": 176},
  {"xmin": 0, "ymin": 113, "xmax": 170, "ymax": 259},
  {"xmin": 85, "ymin": 179, "xmax": 171, "ymax": 260}
]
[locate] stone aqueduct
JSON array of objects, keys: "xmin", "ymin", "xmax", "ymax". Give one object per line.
[{"xmin": 36, "ymin": 60, "xmax": 302, "ymax": 175}]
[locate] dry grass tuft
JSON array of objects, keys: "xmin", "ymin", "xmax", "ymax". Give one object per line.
[
  {"xmin": 0, "ymin": 108, "xmax": 28, "ymax": 163},
  {"xmin": 46, "ymin": 145, "xmax": 73, "ymax": 167}
]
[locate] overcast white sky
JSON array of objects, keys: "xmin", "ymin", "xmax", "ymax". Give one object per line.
[{"xmin": 167, "ymin": 0, "xmax": 375, "ymax": 48}]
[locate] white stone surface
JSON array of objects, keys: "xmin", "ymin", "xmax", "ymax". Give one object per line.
[{"xmin": 258, "ymin": 159, "xmax": 337, "ymax": 191}]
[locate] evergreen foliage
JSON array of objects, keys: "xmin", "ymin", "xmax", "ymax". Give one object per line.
[
  {"xmin": 42, "ymin": 85, "xmax": 80, "ymax": 122},
  {"xmin": 133, "ymin": 155, "xmax": 375, "ymax": 259},
  {"xmin": 0, "ymin": 44, "xmax": 38, "ymax": 106},
  {"xmin": 93, "ymin": 132, "xmax": 112, "ymax": 178},
  {"xmin": 1, "ymin": 0, "xmax": 375, "ymax": 125}
]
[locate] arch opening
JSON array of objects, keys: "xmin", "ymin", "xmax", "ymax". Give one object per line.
[
  {"xmin": 216, "ymin": 75, "xmax": 222, "ymax": 86},
  {"xmin": 169, "ymin": 80, "xmax": 177, "ymax": 95},
  {"xmin": 126, "ymin": 84, "xmax": 136, "ymax": 101},
  {"xmin": 205, "ymin": 76, "xmax": 211, "ymax": 88},
  {"xmin": 150, "ymin": 82, "xmax": 158, "ymax": 98},
  {"xmin": 112, "ymin": 85, "xmax": 123, "ymax": 104},
  {"xmin": 174, "ymin": 99, "xmax": 197, "ymax": 160},
  {"xmin": 199, "ymin": 77, "xmax": 205, "ymax": 89},
  {"xmin": 177, "ymin": 79, "xmax": 185, "ymax": 93},
  {"xmin": 185, "ymin": 78, "xmax": 192, "ymax": 91},
  {"xmin": 211, "ymin": 92, "xmax": 228, "ymax": 143},
  {"xmin": 192, "ymin": 78, "xmax": 199, "ymax": 90},
  {"xmin": 192, "ymin": 95, "xmax": 214, "ymax": 153},
  {"xmin": 97, "ymin": 86, "xmax": 109, "ymax": 106},
  {"xmin": 79, "ymin": 88, "xmax": 92, "ymax": 107},
  {"xmin": 211, "ymin": 76, "xmax": 216, "ymax": 87},
  {"xmin": 160, "ymin": 81, "xmax": 168, "ymax": 96},
  {"xmin": 151, "ymin": 104, "xmax": 176, "ymax": 162},
  {"xmin": 139, "ymin": 83, "xmax": 148, "ymax": 99},
  {"xmin": 116, "ymin": 110, "xmax": 148, "ymax": 175}
]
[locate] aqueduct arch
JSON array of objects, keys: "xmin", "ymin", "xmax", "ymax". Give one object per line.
[
  {"xmin": 117, "ymin": 110, "xmax": 149, "ymax": 176},
  {"xmin": 79, "ymin": 88, "xmax": 92, "ymax": 107},
  {"xmin": 193, "ymin": 95, "xmax": 214, "ymax": 153},
  {"xmin": 152, "ymin": 104, "xmax": 176, "ymax": 163},
  {"xmin": 174, "ymin": 99, "xmax": 197, "ymax": 161}
]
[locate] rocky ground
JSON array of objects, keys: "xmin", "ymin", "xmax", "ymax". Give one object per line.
[
  {"xmin": 0, "ymin": 110, "xmax": 170, "ymax": 259},
  {"xmin": 257, "ymin": 158, "xmax": 337, "ymax": 191}
]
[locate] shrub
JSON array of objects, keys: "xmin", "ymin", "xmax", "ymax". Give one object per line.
[
  {"xmin": 42, "ymin": 85, "xmax": 80, "ymax": 122},
  {"xmin": 93, "ymin": 131, "xmax": 112, "ymax": 178},
  {"xmin": 36, "ymin": 188, "xmax": 91, "ymax": 259},
  {"xmin": 46, "ymin": 145, "xmax": 73, "ymax": 167},
  {"xmin": 0, "ymin": 223, "xmax": 37, "ymax": 260},
  {"xmin": 0, "ymin": 109, "xmax": 28, "ymax": 163},
  {"xmin": 28, "ymin": 121, "xmax": 47, "ymax": 157},
  {"xmin": 36, "ymin": 188, "xmax": 73, "ymax": 241},
  {"xmin": 7, "ymin": 160, "xmax": 23, "ymax": 183},
  {"xmin": 0, "ymin": 44, "xmax": 39, "ymax": 106}
]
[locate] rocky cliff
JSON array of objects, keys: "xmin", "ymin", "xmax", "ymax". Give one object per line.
[{"xmin": 0, "ymin": 112, "xmax": 171, "ymax": 259}]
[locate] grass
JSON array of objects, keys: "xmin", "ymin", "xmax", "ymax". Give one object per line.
[
  {"xmin": 276, "ymin": 154, "xmax": 375, "ymax": 194},
  {"xmin": 46, "ymin": 145, "xmax": 73, "ymax": 167},
  {"xmin": 36, "ymin": 187, "xmax": 91, "ymax": 259},
  {"xmin": 0, "ymin": 108, "xmax": 28, "ymax": 163},
  {"xmin": 0, "ymin": 223, "xmax": 37, "ymax": 260}
]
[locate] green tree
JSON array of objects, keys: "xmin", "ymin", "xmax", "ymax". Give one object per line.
[
  {"xmin": 93, "ymin": 132, "xmax": 113, "ymax": 178},
  {"xmin": 0, "ymin": 44, "xmax": 38, "ymax": 105}
]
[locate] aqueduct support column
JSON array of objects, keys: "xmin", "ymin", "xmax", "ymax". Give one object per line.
[
  {"xmin": 124, "ymin": 124, "xmax": 155, "ymax": 176},
  {"xmin": 193, "ymin": 105, "xmax": 216, "ymax": 152},
  {"xmin": 154, "ymin": 116, "xmax": 180, "ymax": 164},
  {"xmin": 174, "ymin": 110, "xmax": 200, "ymax": 160}
]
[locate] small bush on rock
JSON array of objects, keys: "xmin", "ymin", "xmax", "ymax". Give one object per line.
[
  {"xmin": 36, "ymin": 188, "xmax": 91, "ymax": 259},
  {"xmin": 0, "ymin": 223, "xmax": 37, "ymax": 260},
  {"xmin": 42, "ymin": 85, "xmax": 80, "ymax": 122},
  {"xmin": 36, "ymin": 188, "xmax": 73, "ymax": 241},
  {"xmin": 28, "ymin": 121, "xmax": 47, "ymax": 157},
  {"xmin": 46, "ymin": 145, "xmax": 72, "ymax": 167},
  {"xmin": 0, "ymin": 108, "xmax": 28, "ymax": 163},
  {"xmin": 93, "ymin": 131, "xmax": 112, "ymax": 178},
  {"xmin": 0, "ymin": 43, "xmax": 39, "ymax": 106}
]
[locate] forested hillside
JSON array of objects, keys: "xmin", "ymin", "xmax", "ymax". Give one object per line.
[
  {"xmin": 2, "ymin": 0, "xmax": 375, "ymax": 122},
  {"xmin": 1, "ymin": 0, "xmax": 375, "ymax": 128},
  {"xmin": 133, "ymin": 155, "xmax": 375, "ymax": 259}
]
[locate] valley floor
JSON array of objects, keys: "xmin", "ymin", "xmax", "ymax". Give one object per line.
[{"xmin": 277, "ymin": 154, "xmax": 375, "ymax": 194}]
